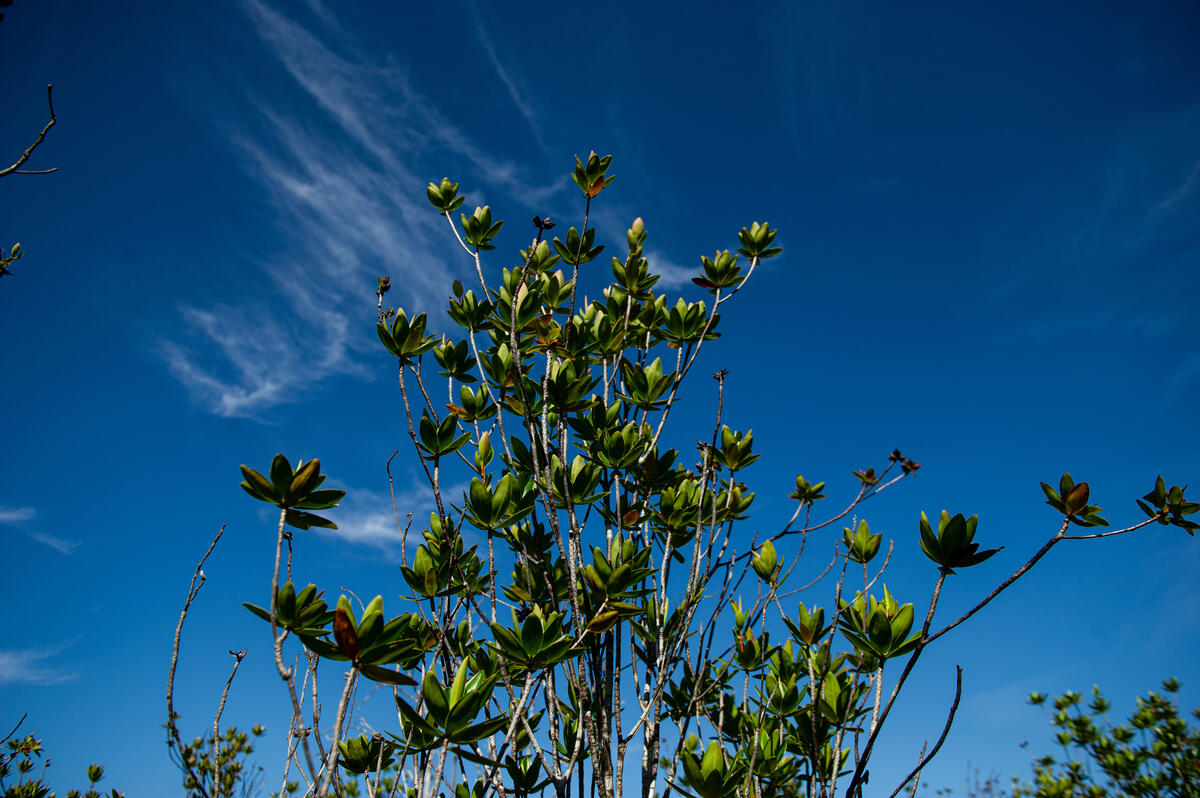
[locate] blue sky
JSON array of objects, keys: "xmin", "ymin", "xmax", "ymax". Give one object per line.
[{"xmin": 1, "ymin": 0, "xmax": 1198, "ymax": 795}]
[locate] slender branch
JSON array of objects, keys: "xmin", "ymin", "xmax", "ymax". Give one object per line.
[
  {"xmin": 211, "ymin": 648, "xmax": 247, "ymax": 797},
  {"xmin": 1060, "ymin": 516, "xmax": 1159, "ymax": 541},
  {"xmin": 885, "ymin": 666, "xmax": 964, "ymax": 798},
  {"xmin": 317, "ymin": 665, "xmax": 359, "ymax": 797},
  {"xmin": 925, "ymin": 518, "xmax": 1070, "ymax": 646},
  {"xmin": 2, "ymin": 85, "xmax": 58, "ymax": 178},
  {"xmin": 166, "ymin": 525, "xmax": 225, "ymax": 798},
  {"xmin": 0, "ymin": 714, "xmax": 26, "ymax": 746},
  {"xmin": 269, "ymin": 507, "xmax": 319, "ymax": 782}
]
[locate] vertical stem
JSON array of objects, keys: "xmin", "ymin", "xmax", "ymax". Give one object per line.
[
  {"xmin": 317, "ymin": 665, "xmax": 360, "ymax": 797},
  {"xmin": 270, "ymin": 508, "xmax": 318, "ymax": 783}
]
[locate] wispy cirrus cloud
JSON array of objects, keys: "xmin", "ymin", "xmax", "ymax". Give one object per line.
[
  {"xmin": 30, "ymin": 532, "xmax": 81, "ymax": 556},
  {"xmin": 1155, "ymin": 156, "xmax": 1200, "ymax": 213},
  {"xmin": 0, "ymin": 644, "xmax": 77, "ymax": 686},
  {"xmin": 466, "ymin": 0, "xmax": 547, "ymax": 153},
  {"xmin": 644, "ymin": 249, "xmax": 700, "ymax": 290},
  {"xmin": 161, "ymin": 0, "xmax": 559, "ymax": 419},
  {"xmin": 0, "ymin": 505, "xmax": 35, "ymax": 524},
  {"xmin": 0, "ymin": 505, "xmax": 81, "ymax": 556},
  {"xmin": 319, "ymin": 473, "xmax": 467, "ymax": 551}
]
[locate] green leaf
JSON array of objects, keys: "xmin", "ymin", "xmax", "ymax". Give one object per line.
[
  {"xmin": 700, "ymin": 741, "xmax": 724, "ymax": 779},
  {"xmin": 377, "ymin": 321, "xmax": 402, "ymax": 356},
  {"xmin": 285, "ymin": 510, "xmax": 337, "ymax": 530},
  {"xmin": 422, "ymin": 670, "xmax": 449, "ymax": 721},
  {"xmin": 449, "ymin": 715, "xmax": 509, "ymax": 744},
  {"xmin": 752, "ymin": 540, "xmax": 778, "ymax": 582},
  {"xmin": 269, "ymin": 453, "xmax": 294, "ymax": 497},
  {"xmin": 243, "ymin": 602, "xmax": 271, "ymax": 623},
  {"xmin": 240, "ymin": 466, "xmax": 280, "ymax": 504},
  {"xmin": 293, "ymin": 489, "xmax": 346, "ymax": 510},
  {"xmin": 359, "ymin": 663, "xmax": 417, "ymax": 686},
  {"xmin": 288, "ymin": 459, "xmax": 322, "ymax": 501},
  {"xmin": 867, "ymin": 611, "xmax": 893, "ymax": 651},
  {"xmin": 448, "ymin": 659, "xmax": 469, "ymax": 708}
]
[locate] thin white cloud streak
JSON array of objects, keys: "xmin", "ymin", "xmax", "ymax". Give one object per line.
[
  {"xmin": 242, "ymin": 0, "xmax": 558, "ymax": 204},
  {"xmin": 0, "ymin": 505, "xmax": 35, "ymax": 524},
  {"xmin": 466, "ymin": 2, "xmax": 547, "ymax": 152},
  {"xmin": 0, "ymin": 644, "xmax": 77, "ymax": 686},
  {"xmin": 162, "ymin": 0, "xmax": 559, "ymax": 418},
  {"xmin": 320, "ymin": 476, "xmax": 468, "ymax": 551},
  {"xmin": 0, "ymin": 505, "xmax": 79, "ymax": 555},
  {"xmin": 1155, "ymin": 156, "xmax": 1200, "ymax": 212},
  {"xmin": 324, "ymin": 486, "xmax": 428, "ymax": 551},
  {"xmin": 775, "ymin": 5, "xmax": 851, "ymax": 159},
  {"xmin": 30, "ymin": 532, "xmax": 81, "ymax": 556},
  {"xmin": 644, "ymin": 249, "xmax": 699, "ymax": 290}
]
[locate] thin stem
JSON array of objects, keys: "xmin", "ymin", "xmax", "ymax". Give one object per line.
[
  {"xmin": 1, "ymin": 85, "xmax": 58, "ymax": 178},
  {"xmin": 269, "ymin": 508, "xmax": 318, "ymax": 783},
  {"xmin": 926, "ymin": 519, "xmax": 1070, "ymax": 646},
  {"xmin": 211, "ymin": 648, "xmax": 247, "ymax": 797},
  {"xmin": 166, "ymin": 525, "xmax": 225, "ymax": 798},
  {"xmin": 1060, "ymin": 516, "xmax": 1160, "ymax": 540},
  {"xmin": 885, "ymin": 667, "xmax": 963, "ymax": 798},
  {"xmin": 317, "ymin": 665, "xmax": 359, "ymax": 797}
]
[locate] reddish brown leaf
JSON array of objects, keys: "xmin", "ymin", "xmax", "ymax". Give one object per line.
[
  {"xmin": 333, "ymin": 608, "xmax": 359, "ymax": 661},
  {"xmin": 1065, "ymin": 482, "xmax": 1090, "ymax": 514}
]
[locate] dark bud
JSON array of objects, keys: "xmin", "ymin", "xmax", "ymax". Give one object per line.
[{"xmin": 852, "ymin": 468, "xmax": 878, "ymax": 486}]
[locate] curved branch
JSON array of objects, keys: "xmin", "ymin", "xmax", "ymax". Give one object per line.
[
  {"xmin": 1, "ymin": 84, "xmax": 58, "ymax": 178},
  {"xmin": 885, "ymin": 666, "xmax": 963, "ymax": 798}
]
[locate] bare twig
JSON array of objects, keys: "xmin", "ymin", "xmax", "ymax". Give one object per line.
[
  {"xmin": 1060, "ymin": 516, "xmax": 1159, "ymax": 541},
  {"xmin": 269, "ymin": 507, "xmax": 319, "ymax": 783},
  {"xmin": 2, "ymin": 85, "xmax": 58, "ymax": 177},
  {"xmin": 317, "ymin": 665, "xmax": 359, "ymax": 797},
  {"xmin": 166, "ymin": 525, "xmax": 225, "ymax": 798},
  {"xmin": 885, "ymin": 666, "xmax": 964, "ymax": 798},
  {"xmin": 0, "ymin": 714, "xmax": 27, "ymax": 746},
  {"xmin": 211, "ymin": 648, "xmax": 248, "ymax": 797}
]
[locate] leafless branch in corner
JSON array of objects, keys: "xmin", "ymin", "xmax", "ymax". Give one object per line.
[
  {"xmin": 886, "ymin": 666, "xmax": 964, "ymax": 798},
  {"xmin": 1, "ymin": 84, "xmax": 58, "ymax": 178},
  {"xmin": 166, "ymin": 525, "xmax": 225, "ymax": 798},
  {"xmin": 211, "ymin": 648, "xmax": 248, "ymax": 793},
  {"xmin": 0, "ymin": 713, "xmax": 28, "ymax": 746}
]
